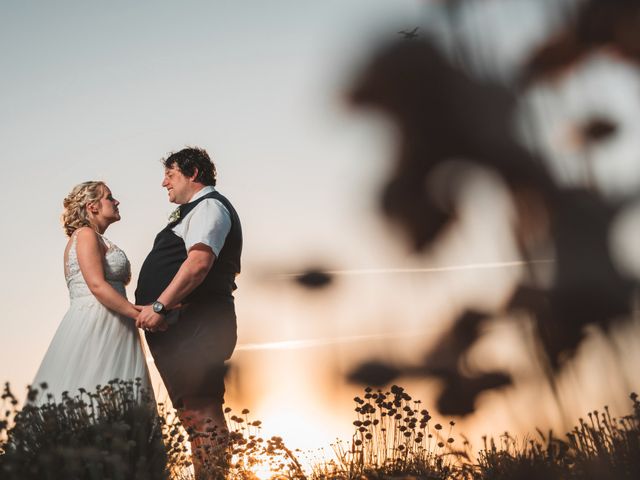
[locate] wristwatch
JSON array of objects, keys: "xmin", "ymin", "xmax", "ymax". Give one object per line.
[{"xmin": 152, "ymin": 301, "xmax": 167, "ymax": 315}]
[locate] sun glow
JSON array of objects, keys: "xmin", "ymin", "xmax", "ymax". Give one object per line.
[{"xmin": 250, "ymin": 461, "xmax": 277, "ymax": 480}]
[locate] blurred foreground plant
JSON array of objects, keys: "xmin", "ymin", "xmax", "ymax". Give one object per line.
[{"xmin": 348, "ymin": 0, "xmax": 640, "ymax": 418}]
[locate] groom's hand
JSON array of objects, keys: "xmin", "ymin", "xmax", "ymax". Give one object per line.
[{"xmin": 137, "ymin": 305, "xmax": 169, "ymax": 332}]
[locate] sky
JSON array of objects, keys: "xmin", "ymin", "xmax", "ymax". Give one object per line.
[
  {"xmin": 2, "ymin": 0, "xmax": 640, "ymax": 456},
  {"xmin": 0, "ymin": 0, "xmax": 452, "ymax": 449}
]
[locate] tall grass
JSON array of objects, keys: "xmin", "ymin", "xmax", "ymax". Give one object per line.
[
  {"xmin": 0, "ymin": 380, "xmax": 304, "ymax": 480},
  {"xmin": 471, "ymin": 393, "xmax": 640, "ymax": 479},
  {"xmin": 315, "ymin": 385, "xmax": 455, "ymax": 479},
  {"xmin": 0, "ymin": 379, "xmax": 167, "ymax": 479},
  {"xmin": 2, "ymin": 381, "xmax": 639, "ymax": 479}
]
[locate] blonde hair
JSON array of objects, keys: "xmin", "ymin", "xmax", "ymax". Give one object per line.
[{"xmin": 62, "ymin": 181, "xmax": 106, "ymax": 237}]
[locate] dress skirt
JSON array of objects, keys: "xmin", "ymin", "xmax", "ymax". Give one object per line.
[{"xmin": 31, "ymin": 295, "xmax": 151, "ymax": 404}]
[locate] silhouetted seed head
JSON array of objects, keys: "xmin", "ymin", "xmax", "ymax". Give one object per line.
[
  {"xmin": 435, "ymin": 424, "xmax": 443, "ymax": 430},
  {"xmin": 295, "ymin": 269, "xmax": 333, "ymax": 289},
  {"xmin": 26, "ymin": 387, "xmax": 38, "ymax": 402}
]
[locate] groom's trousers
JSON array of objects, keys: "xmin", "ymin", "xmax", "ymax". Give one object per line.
[{"xmin": 145, "ymin": 296, "xmax": 237, "ymax": 408}]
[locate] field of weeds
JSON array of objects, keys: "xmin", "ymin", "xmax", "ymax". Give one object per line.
[{"xmin": 2, "ymin": 381, "xmax": 639, "ymax": 480}]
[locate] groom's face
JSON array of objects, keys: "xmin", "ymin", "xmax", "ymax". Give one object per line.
[{"xmin": 162, "ymin": 165, "xmax": 192, "ymax": 204}]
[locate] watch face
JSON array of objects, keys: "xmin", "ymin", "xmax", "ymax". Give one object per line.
[{"xmin": 153, "ymin": 302, "xmax": 163, "ymax": 313}]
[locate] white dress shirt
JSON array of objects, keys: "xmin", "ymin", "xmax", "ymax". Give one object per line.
[{"xmin": 171, "ymin": 186, "xmax": 231, "ymax": 257}]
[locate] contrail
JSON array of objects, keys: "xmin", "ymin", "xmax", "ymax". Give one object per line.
[
  {"xmin": 235, "ymin": 330, "xmax": 431, "ymax": 352},
  {"xmin": 145, "ymin": 330, "xmax": 429, "ymax": 362},
  {"xmin": 278, "ymin": 259, "xmax": 554, "ymax": 278}
]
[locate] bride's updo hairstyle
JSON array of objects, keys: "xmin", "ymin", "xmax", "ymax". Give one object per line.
[{"xmin": 62, "ymin": 181, "xmax": 106, "ymax": 237}]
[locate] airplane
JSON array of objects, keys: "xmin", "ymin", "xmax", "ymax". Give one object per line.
[{"xmin": 398, "ymin": 27, "xmax": 419, "ymax": 40}]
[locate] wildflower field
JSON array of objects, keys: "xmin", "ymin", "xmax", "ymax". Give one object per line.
[{"xmin": 2, "ymin": 381, "xmax": 639, "ymax": 479}]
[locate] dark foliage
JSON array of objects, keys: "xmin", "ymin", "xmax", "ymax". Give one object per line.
[
  {"xmin": 0, "ymin": 380, "xmax": 168, "ymax": 480},
  {"xmin": 0, "ymin": 382, "xmax": 305, "ymax": 480}
]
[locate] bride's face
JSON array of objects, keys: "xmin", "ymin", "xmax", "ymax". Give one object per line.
[{"xmin": 92, "ymin": 186, "xmax": 121, "ymax": 224}]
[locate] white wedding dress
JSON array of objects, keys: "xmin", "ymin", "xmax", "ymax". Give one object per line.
[{"xmin": 31, "ymin": 232, "xmax": 151, "ymax": 403}]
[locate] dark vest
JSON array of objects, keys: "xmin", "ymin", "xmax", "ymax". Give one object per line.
[{"xmin": 135, "ymin": 190, "xmax": 242, "ymax": 305}]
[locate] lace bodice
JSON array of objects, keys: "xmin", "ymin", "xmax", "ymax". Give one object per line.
[{"xmin": 65, "ymin": 232, "xmax": 131, "ymax": 299}]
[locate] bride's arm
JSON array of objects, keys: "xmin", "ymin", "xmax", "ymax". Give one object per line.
[{"xmin": 75, "ymin": 227, "xmax": 140, "ymax": 319}]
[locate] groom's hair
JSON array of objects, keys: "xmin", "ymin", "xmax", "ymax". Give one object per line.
[{"xmin": 163, "ymin": 147, "xmax": 217, "ymax": 186}]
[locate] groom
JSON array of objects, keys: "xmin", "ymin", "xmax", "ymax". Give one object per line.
[{"xmin": 135, "ymin": 147, "xmax": 242, "ymax": 464}]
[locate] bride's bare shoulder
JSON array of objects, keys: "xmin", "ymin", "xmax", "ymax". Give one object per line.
[
  {"xmin": 75, "ymin": 226, "xmax": 98, "ymax": 238},
  {"xmin": 74, "ymin": 227, "xmax": 104, "ymax": 251}
]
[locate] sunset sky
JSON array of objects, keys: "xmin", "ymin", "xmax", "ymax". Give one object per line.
[{"xmin": 2, "ymin": 0, "xmax": 640, "ymax": 454}]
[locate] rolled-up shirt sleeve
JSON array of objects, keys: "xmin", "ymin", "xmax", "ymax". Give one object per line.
[{"xmin": 182, "ymin": 199, "xmax": 232, "ymax": 257}]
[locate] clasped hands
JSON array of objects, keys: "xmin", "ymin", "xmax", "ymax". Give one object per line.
[{"xmin": 133, "ymin": 305, "xmax": 169, "ymax": 332}]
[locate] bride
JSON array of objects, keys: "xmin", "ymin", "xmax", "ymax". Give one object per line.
[{"xmin": 30, "ymin": 181, "xmax": 151, "ymax": 403}]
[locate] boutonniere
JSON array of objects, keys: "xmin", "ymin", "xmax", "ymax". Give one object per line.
[{"xmin": 168, "ymin": 207, "xmax": 181, "ymax": 223}]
